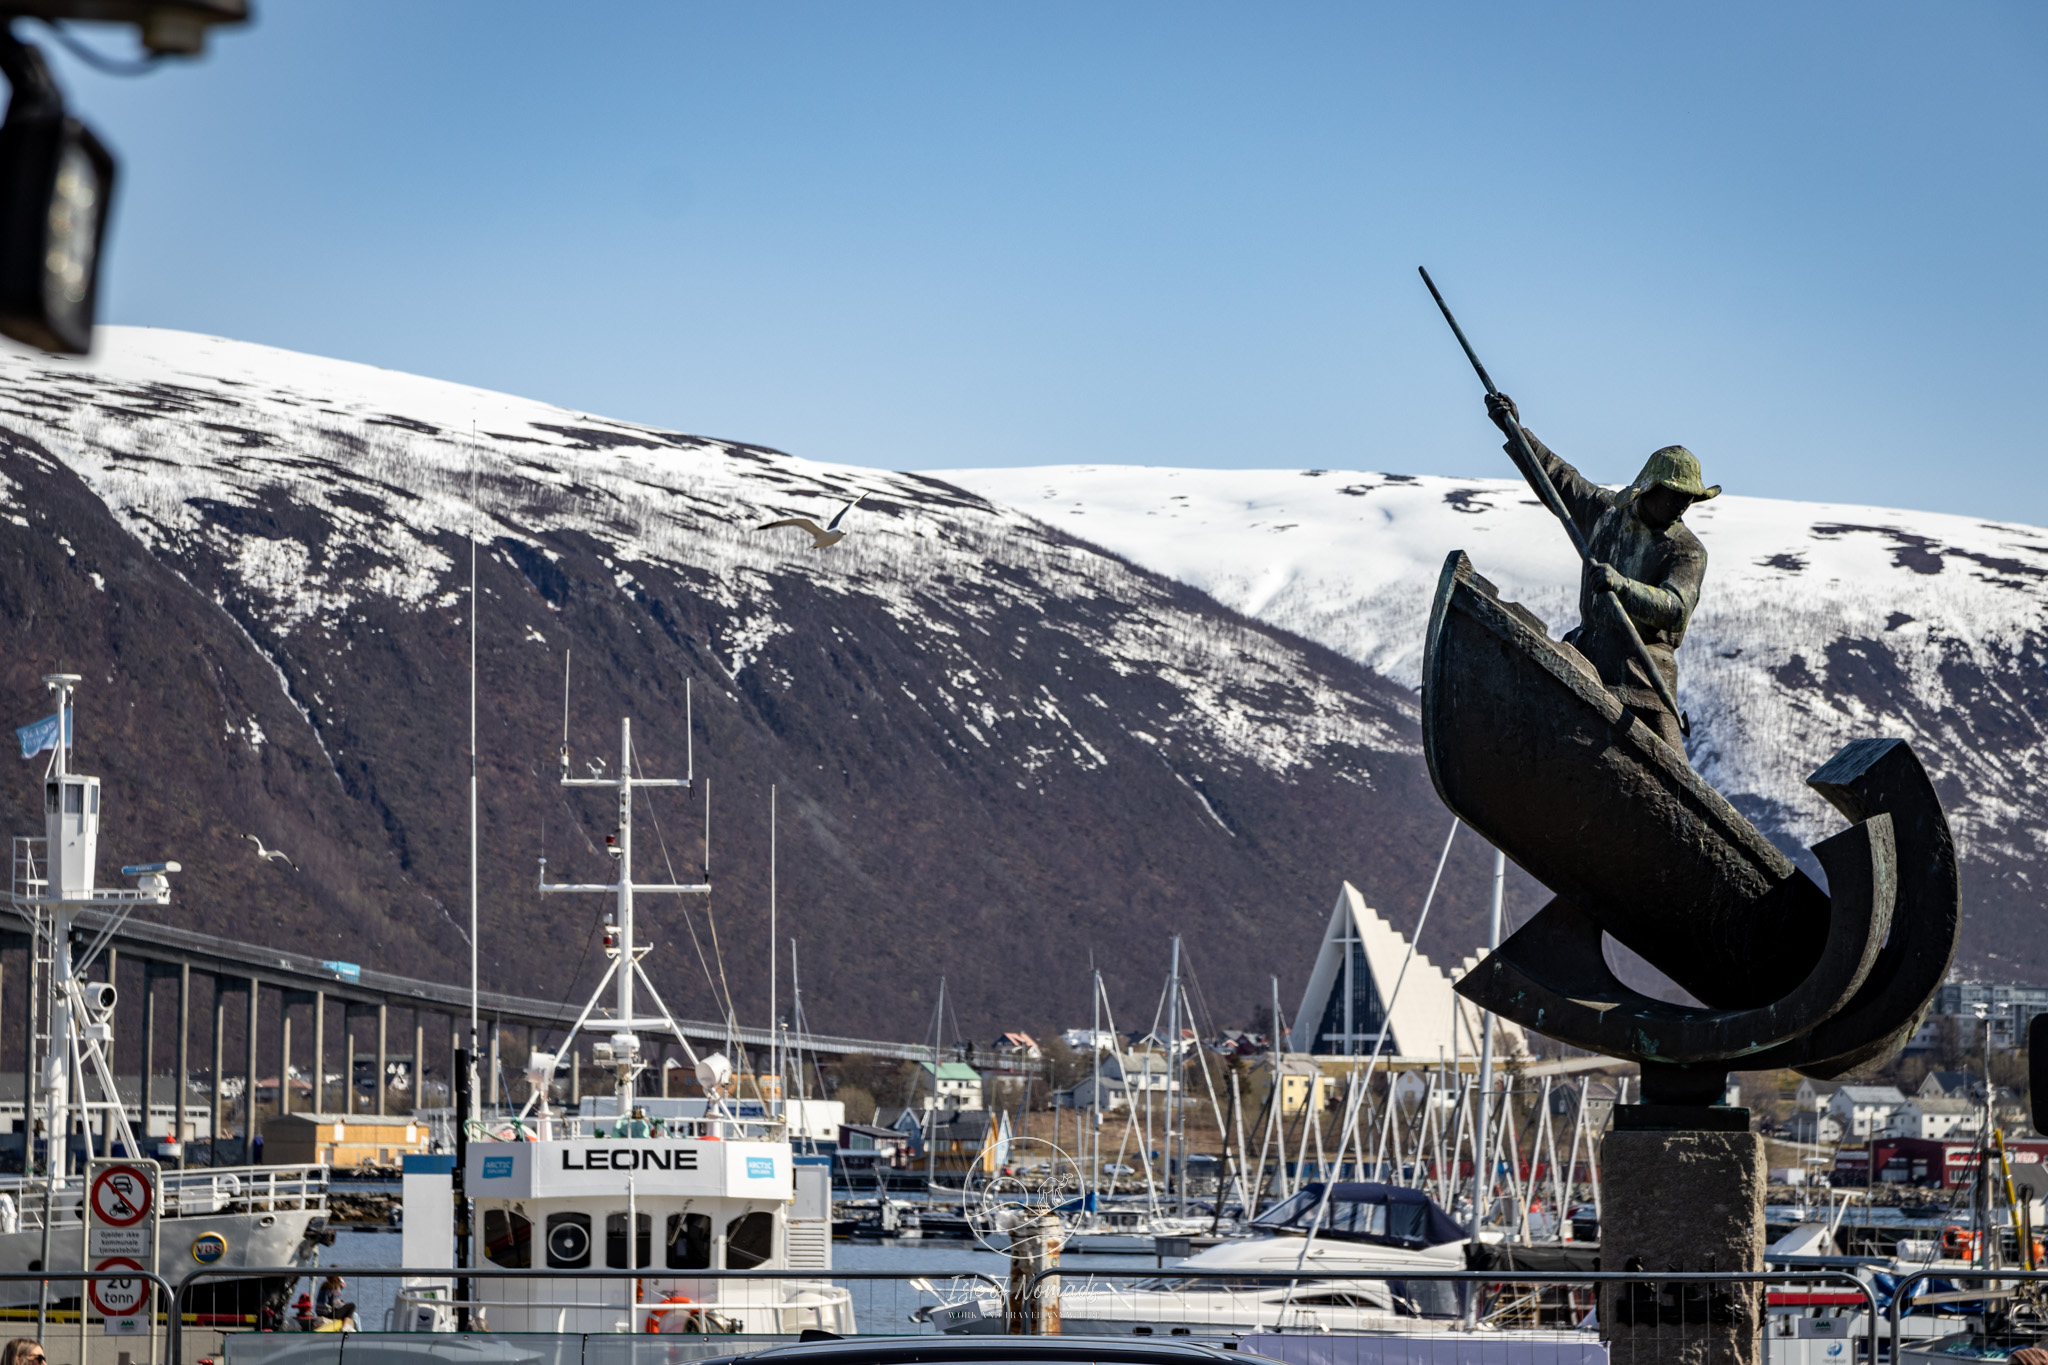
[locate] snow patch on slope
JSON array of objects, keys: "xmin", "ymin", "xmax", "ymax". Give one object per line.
[
  {"xmin": 0, "ymin": 329, "xmax": 1407, "ymax": 784},
  {"xmin": 939, "ymin": 464, "xmax": 2048, "ymax": 859}
]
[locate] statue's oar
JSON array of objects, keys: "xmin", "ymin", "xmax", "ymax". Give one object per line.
[{"xmin": 1418, "ymin": 266, "xmax": 1692, "ymax": 740}]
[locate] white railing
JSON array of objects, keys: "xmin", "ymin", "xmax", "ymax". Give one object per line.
[
  {"xmin": 469, "ymin": 1112, "xmax": 789, "ymax": 1143},
  {"xmin": 0, "ymin": 1163, "xmax": 328, "ymax": 1230}
]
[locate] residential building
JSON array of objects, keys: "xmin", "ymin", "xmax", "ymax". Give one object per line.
[
  {"xmin": 1885, "ymin": 1097, "xmax": 1981, "ymax": 1141},
  {"xmin": 893, "ymin": 1107, "xmax": 1006, "ymax": 1175},
  {"xmin": 1242, "ymin": 1054, "xmax": 1325, "ymax": 1119},
  {"xmin": 836, "ymin": 1123, "xmax": 912, "ymax": 1175},
  {"xmin": 1784, "ymin": 1110, "xmax": 1844, "ymax": 1145},
  {"xmin": 1101, "ymin": 1051, "xmax": 1173, "ymax": 1094},
  {"xmin": 1794, "ymin": 1077, "xmax": 1842, "ymax": 1113},
  {"xmin": 1828, "ymin": 1085, "xmax": 1908, "ymax": 1139},
  {"xmin": 1060, "ymin": 1029, "xmax": 1118, "ymax": 1054},
  {"xmin": 1926, "ymin": 982, "xmax": 2048, "ymax": 1050},
  {"xmin": 1053, "ymin": 1075, "xmax": 1127, "ymax": 1113},
  {"xmin": 1918, "ymin": 1071, "xmax": 1983, "ymax": 1101},
  {"xmin": 993, "ymin": 1032, "xmax": 1041, "ymax": 1059},
  {"xmin": 913, "ymin": 1061, "xmax": 984, "ymax": 1110}
]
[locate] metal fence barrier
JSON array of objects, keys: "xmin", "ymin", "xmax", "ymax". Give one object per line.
[
  {"xmin": 1021, "ymin": 1266, "xmax": 1884, "ymax": 1364},
  {"xmin": 170, "ymin": 1266, "xmax": 1006, "ymax": 1365},
  {"xmin": 0, "ymin": 1263, "xmax": 1919, "ymax": 1365},
  {"xmin": 0, "ymin": 1267, "xmax": 182, "ymax": 1365},
  {"xmin": 1887, "ymin": 1264, "xmax": 2048, "ymax": 1360}
]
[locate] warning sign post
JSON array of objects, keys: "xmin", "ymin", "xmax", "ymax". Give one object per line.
[{"xmin": 85, "ymin": 1160, "xmax": 160, "ymax": 1345}]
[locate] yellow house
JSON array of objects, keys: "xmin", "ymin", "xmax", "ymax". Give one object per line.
[
  {"xmin": 1243, "ymin": 1054, "xmax": 1327, "ymax": 1119},
  {"xmin": 262, "ymin": 1112, "xmax": 431, "ymax": 1167}
]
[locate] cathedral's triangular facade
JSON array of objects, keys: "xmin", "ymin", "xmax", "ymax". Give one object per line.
[{"xmin": 1291, "ymin": 882, "xmax": 1524, "ymax": 1061}]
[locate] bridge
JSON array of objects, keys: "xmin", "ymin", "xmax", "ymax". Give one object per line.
[{"xmin": 1, "ymin": 909, "xmax": 998, "ymax": 1156}]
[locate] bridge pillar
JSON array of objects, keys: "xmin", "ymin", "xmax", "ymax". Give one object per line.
[
  {"xmin": 377, "ymin": 1003, "xmax": 389, "ymax": 1116},
  {"xmin": 244, "ymin": 975, "xmax": 259, "ymax": 1160},
  {"xmin": 411, "ymin": 1011, "xmax": 424, "ymax": 1113},
  {"xmin": 140, "ymin": 960, "xmax": 157, "ymax": 1140},
  {"xmin": 176, "ymin": 963, "xmax": 191, "ymax": 1151},
  {"xmin": 279, "ymin": 997, "xmax": 293, "ymax": 1118},
  {"xmin": 311, "ymin": 989, "xmax": 326, "ymax": 1114}
]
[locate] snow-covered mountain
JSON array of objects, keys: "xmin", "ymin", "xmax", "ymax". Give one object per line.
[
  {"xmin": 0, "ymin": 328, "xmax": 1506, "ymax": 1038},
  {"xmin": 940, "ymin": 464, "xmax": 2048, "ymax": 969},
  {"xmin": 0, "ymin": 323, "xmax": 2035, "ymax": 1040}
]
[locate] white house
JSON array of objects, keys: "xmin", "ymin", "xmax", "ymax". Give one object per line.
[
  {"xmin": 1102, "ymin": 1051, "xmax": 1173, "ymax": 1093},
  {"xmin": 1884, "ymin": 1096, "xmax": 1981, "ymax": 1141},
  {"xmin": 1060, "ymin": 1029, "xmax": 1118, "ymax": 1054},
  {"xmin": 1785, "ymin": 1110, "xmax": 1844, "ymax": 1145},
  {"xmin": 1795, "ymin": 1077, "xmax": 1842, "ymax": 1112},
  {"xmin": 1829, "ymin": 1085, "xmax": 1907, "ymax": 1139},
  {"xmin": 1054, "ymin": 1075, "xmax": 1127, "ymax": 1112},
  {"xmin": 913, "ymin": 1061, "xmax": 985, "ymax": 1111}
]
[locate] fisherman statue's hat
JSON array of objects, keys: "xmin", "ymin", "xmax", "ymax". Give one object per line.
[{"xmin": 1616, "ymin": 445, "xmax": 1720, "ymax": 508}]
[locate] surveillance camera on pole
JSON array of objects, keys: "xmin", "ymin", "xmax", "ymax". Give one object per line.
[{"xmin": 0, "ymin": 0, "xmax": 247, "ymax": 353}]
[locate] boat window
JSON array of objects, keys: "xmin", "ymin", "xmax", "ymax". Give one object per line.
[
  {"xmin": 545, "ymin": 1212, "xmax": 591, "ymax": 1268},
  {"xmin": 1386, "ymin": 1200, "xmax": 1428, "ymax": 1244},
  {"xmin": 482, "ymin": 1208, "xmax": 531, "ymax": 1268},
  {"xmin": 606, "ymin": 1212, "xmax": 652, "ymax": 1269},
  {"xmin": 1385, "ymin": 1278, "xmax": 1464, "ymax": 1319},
  {"xmin": 44, "ymin": 783, "xmax": 56, "ymax": 815},
  {"xmin": 64, "ymin": 784, "xmax": 82, "ymax": 814},
  {"xmin": 89, "ymin": 786, "xmax": 97, "ymax": 814},
  {"xmin": 666, "ymin": 1212, "xmax": 712, "ymax": 1270},
  {"xmin": 725, "ymin": 1212, "xmax": 775, "ymax": 1270}
]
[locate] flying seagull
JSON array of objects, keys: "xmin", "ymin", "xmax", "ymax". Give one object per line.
[
  {"xmin": 241, "ymin": 833, "xmax": 297, "ymax": 872},
  {"xmin": 757, "ymin": 491, "xmax": 867, "ymax": 549}
]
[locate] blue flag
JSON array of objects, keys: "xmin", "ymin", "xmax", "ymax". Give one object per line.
[{"xmin": 15, "ymin": 707, "xmax": 71, "ymax": 759}]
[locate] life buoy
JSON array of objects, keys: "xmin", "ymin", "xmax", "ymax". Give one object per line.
[
  {"xmin": 1942, "ymin": 1225, "xmax": 1979, "ymax": 1257},
  {"xmin": 644, "ymin": 1294, "xmax": 695, "ymax": 1333}
]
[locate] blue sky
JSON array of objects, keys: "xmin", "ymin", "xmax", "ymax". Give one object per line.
[{"xmin": 47, "ymin": 2, "xmax": 2048, "ymax": 522}]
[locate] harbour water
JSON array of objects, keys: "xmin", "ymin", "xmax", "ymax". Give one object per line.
[{"xmin": 326, "ymin": 1226, "xmax": 1191, "ymax": 1335}]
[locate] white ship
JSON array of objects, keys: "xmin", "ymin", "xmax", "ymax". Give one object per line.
[
  {"xmin": 1, "ymin": 674, "xmax": 329, "ymax": 1319},
  {"xmin": 390, "ymin": 717, "xmax": 852, "ymax": 1337}
]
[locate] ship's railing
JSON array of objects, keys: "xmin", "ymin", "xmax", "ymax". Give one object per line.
[
  {"xmin": 468, "ymin": 1112, "xmax": 790, "ymax": 1143},
  {"xmin": 0, "ymin": 1164, "xmax": 328, "ymax": 1230},
  {"xmin": 11, "ymin": 834, "xmax": 48, "ymax": 901}
]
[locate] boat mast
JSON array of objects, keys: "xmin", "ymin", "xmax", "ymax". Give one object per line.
[
  {"xmin": 538, "ymin": 716, "xmax": 706, "ymax": 1116},
  {"xmin": 1167, "ymin": 935, "xmax": 1182, "ymax": 1215},
  {"xmin": 10, "ymin": 675, "xmax": 177, "ymax": 1182},
  {"xmin": 1468, "ymin": 849, "xmax": 1506, "ymax": 1256}
]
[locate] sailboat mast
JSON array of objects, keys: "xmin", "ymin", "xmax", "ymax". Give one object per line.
[
  {"xmin": 1468, "ymin": 848, "xmax": 1506, "ymax": 1244},
  {"xmin": 469, "ymin": 459, "xmax": 481, "ymax": 1091},
  {"xmin": 770, "ymin": 786, "xmax": 778, "ymax": 1102},
  {"xmin": 616, "ymin": 717, "xmax": 637, "ymax": 1111},
  {"xmin": 1168, "ymin": 935, "xmax": 1183, "ymax": 1215}
]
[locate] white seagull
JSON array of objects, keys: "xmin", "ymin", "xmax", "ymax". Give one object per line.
[
  {"xmin": 241, "ymin": 833, "xmax": 298, "ymax": 872},
  {"xmin": 757, "ymin": 491, "xmax": 866, "ymax": 549}
]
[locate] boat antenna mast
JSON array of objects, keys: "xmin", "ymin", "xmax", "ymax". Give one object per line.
[
  {"xmin": 8, "ymin": 674, "xmax": 179, "ymax": 1181},
  {"xmin": 534, "ymin": 714, "xmax": 709, "ymax": 1118}
]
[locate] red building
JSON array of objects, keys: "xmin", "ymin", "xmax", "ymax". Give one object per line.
[{"xmin": 1834, "ymin": 1137, "xmax": 2048, "ymax": 1189}]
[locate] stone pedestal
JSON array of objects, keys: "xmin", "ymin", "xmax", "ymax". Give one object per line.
[{"xmin": 1599, "ymin": 1125, "xmax": 1765, "ymax": 1365}]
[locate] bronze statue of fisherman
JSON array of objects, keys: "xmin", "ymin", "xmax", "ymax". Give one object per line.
[{"xmin": 1484, "ymin": 393, "xmax": 1718, "ymax": 752}]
